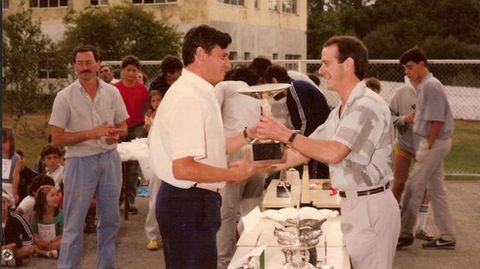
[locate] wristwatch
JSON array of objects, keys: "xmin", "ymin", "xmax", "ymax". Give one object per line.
[{"xmin": 285, "ymin": 131, "xmax": 298, "ymax": 148}]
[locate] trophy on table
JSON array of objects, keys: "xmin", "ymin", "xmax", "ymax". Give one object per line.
[
  {"xmin": 237, "ymin": 83, "xmax": 291, "ymax": 197},
  {"xmin": 237, "ymin": 83, "xmax": 291, "ymax": 163}
]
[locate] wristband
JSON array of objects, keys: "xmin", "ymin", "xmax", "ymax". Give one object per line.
[
  {"xmin": 285, "ymin": 132, "xmax": 298, "ymax": 148},
  {"xmin": 243, "ymin": 127, "xmax": 253, "ymax": 143}
]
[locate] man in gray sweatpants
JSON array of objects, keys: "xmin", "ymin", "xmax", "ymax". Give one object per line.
[{"xmin": 397, "ymin": 46, "xmax": 456, "ymax": 249}]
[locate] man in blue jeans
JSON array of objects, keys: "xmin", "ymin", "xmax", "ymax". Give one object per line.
[
  {"xmin": 50, "ymin": 44, "xmax": 128, "ymax": 269},
  {"xmin": 148, "ymin": 25, "xmax": 270, "ymax": 269}
]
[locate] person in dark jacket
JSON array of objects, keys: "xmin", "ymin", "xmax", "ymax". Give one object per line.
[
  {"xmin": 264, "ymin": 65, "xmax": 331, "ymax": 178},
  {"xmin": 149, "ymin": 55, "xmax": 183, "ymax": 95}
]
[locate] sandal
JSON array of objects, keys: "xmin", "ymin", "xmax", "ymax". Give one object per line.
[{"xmin": 46, "ymin": 250, "xmax": 59, "ymax": 259}]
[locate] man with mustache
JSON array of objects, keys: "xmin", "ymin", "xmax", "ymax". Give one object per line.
[{"xmin": 49, "ymin": 45, "xmax": 128, "ymax": 269}]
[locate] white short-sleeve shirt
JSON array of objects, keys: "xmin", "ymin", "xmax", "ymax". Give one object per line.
[
  {"xmin": 310, "ymin": 81, "xmax": 393, "ymax": 191},
  {"xmin": 148, "ymin": 69, "xmax": 226, "ymax": 189}
]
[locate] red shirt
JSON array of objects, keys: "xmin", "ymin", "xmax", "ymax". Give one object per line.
[{"xmin": 114, "ymin": 81, "xmax": 148, "ymax": 127}]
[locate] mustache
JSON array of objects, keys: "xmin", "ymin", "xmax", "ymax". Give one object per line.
[{"xmin": 80, "ymin": 70, "xmax": 93, "ymax": 74}]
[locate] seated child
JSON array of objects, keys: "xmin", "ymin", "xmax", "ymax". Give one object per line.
[
  {"xmin": 16, "ymin": 174, "xmax": 55, "ymax": 225},
  {"xmin": 31, "ymin": 185, "xmax": 63, "ymax": 259},
  {"xmin": 2, "ymin": 191, "xmax": 36, "ymax": 266},
  {"xmin": 40, "ymin": 145, "xmax": 64, "ymax": 189}
]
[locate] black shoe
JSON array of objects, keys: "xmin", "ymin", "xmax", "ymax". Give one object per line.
[
  {"xmin": 397, "ymin": 234, "xmax": 414, "ymax": 249},
  {"xmin": 128, "ymin": 204, "xmax": 138, "ymax": 215},
  {"xmin": 422, "ymin": 237, "xmax": 456, "ymax": 249}
]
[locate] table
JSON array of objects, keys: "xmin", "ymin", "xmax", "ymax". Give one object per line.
[
  {"xmin": 262, "ymin": 179, "xmax": 341, "ymax": 210},
  {"xmin": 232, "ymin": 216, "xmax": 348, "ymax": 268}
]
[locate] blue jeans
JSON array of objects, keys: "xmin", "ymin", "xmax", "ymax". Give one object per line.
[
  {"xmin": 156, "ymin": 182, "xmax": 221, "ymax": 269},
  {"xmin": 58, "ymin": 150, "xmax": 122, "ymax": 269}
]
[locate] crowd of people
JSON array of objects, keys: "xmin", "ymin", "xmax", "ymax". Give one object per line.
[{"xmin": 2, "ymin": 24, "xmax": 456, "ymax": 269}]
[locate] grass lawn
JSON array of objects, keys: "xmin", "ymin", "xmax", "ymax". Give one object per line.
[{"xmin": 2, "ymin": 113, "xmax": 480, "ymax": 179}]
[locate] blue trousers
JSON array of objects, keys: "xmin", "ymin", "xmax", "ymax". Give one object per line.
[
  {"xmin": 58, "ymin": 150, "xmax": 122, "ymax": 269},
  {"xmin": 156, "ymin": 182, "xmax": 221, "ymax": 269}
]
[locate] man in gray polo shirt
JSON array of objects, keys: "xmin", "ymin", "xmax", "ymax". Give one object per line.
[
  {"xmin": 397, "ymin": 46, "xmax": 456, "ymax": 249},
  {"xmin": 49, "ymin": 45, "xmax": 129, "ymax": 268}
]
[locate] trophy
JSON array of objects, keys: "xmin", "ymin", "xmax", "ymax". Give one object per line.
[{"xmin": 237, "ymin": 83, "xmax": 291, "ymax": 163}]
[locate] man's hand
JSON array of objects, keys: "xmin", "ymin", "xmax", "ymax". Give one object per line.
[
  {"xmin": 88, "ymin": 123, "xmax": 113, "ymax": 140},
  {"xmin": 105, "ymin": 127, "xmax": 123, "ymax": 145},
  {"xmin": 227, "ymin": 149, "xmax": 273, "ymax": 182},
  {"xmin": 404, "ymin": 112, "xmax": 415, "ymax": 124},
  {"xmin": 256, "ymin": 116, "xmax": 292, "ymax": 143}
]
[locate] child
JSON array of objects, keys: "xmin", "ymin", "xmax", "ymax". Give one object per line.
[
  {"xmin": 40, "ymin": 145, "xmax": 64, "ymax": 189},
  {"xmin": 31, "ymin": 185, "xmax": 63, "ymax": 259},
  {"xmin": 2, "ymin": 191, "xmax": 36, "ymax": 266},
  {"xmin": 2, "ymin": 127, "xmax": 21, "ymax": 205},
  {"xmin": 15, "ymin": 149, "xmax": 39, "ymax": 203},
  {"xmin": 143, "ymin": 90, "xmax": 162, "ymax": 133},
  {"xmin": 16, "ymin": 174, "xmax": 55, "ymax": 224}
]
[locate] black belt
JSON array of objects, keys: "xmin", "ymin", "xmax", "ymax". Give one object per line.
[
  {"xmin": 191, "ymin": 183, "xmax": 220, "ymax": 193},
  {"xmin": 339, "ymin": 182, "xmax": 390, "ymax": 198}
]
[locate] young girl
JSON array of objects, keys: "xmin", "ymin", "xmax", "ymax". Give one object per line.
[
  {"xmin": 2, "ymin": 127, "xmax": 21, "ymax": 206},
  {"xmin": 16, "ymin": 175, "xmax": 55, "ymax": 224},
  {"xmin": 143, "ymin": 90, "xmax": 163, "ymax": 132},
  {"xmin": 31, "ymin": 185, "xmax": 63, "ymax": 259}
]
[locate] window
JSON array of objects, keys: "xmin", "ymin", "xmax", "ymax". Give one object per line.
[
  {"xmin": 272, "ymin": 53, "xmax": 278, "ymax": 60},
  {"xmin": 285, "ymin": 54, "xmax": 301, "ymax": 70},
  {"xmin": 244, "ymin": 52, "xmax": 251, "ymax": 60},
  {"xmin": 132, "ymin": 0, "xmax": 176, "ymax": 4},
  {"xmin": 268, "ymin": 0, "xmax": 278, "ymax": 11},
  {"xmin": 2, "ymin": 0, "xmax": 8, "ymax": 9},
  {"xmin": 91, "ymin": 0, "xmax": 108, "ymax": 5},
  {"xmin": 30, "ymin": 0, "xmax": 68, "ymax": 8},
  {"xmin": 218, "ymin": 0, "xmax": 244, "ymax": 5},
  {"xmin": 229, "ymin": 51, "xmax": 238, "ymax": 60},
  {"xmin": 282, "ymin": 0, "xmax": 296, "ymax": 14},
  {"xmin": 254, "ymin": 0, "xmax": 258, "ymax": 9}
]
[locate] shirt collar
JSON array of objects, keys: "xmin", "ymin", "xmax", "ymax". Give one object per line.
[
  {"xmin": 181, "ymin": 69, "xmax": 215, "ymax": 95},
  {"xmin": 417, "ymin": 72, "xmax": 434, "ymax": 91},
  {"xmin": 74, "ymin": 78, "xmax": 104, "ymax": 95}
]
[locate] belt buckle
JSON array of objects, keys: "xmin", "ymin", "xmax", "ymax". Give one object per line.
[{"xmin": 344, "ymin": 190, "xmax": 358, "ymax": 198}]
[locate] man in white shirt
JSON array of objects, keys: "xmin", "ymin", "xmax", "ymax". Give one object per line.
[{"xmin": 148, "ymin": 25, "xmax": 269, "ymax": 269}]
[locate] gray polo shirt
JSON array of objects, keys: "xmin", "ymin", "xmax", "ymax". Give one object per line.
[
  {"xmin": 413, "ymin": 73, "xmax": 454, "ymax": 139},
  {"xmin": 49, "ymin": 79, "xmax": 129, "ymax": 158}
]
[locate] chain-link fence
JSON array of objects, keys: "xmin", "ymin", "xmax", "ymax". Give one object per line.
[{"xmin": 103, "ymin": 59, "xmax": 480, "ymax": 177}]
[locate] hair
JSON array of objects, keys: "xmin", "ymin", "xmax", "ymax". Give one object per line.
[
  {"xmin": 323, "ymin": 36, "xmax": 369, "ymax": 80},
  {"xmin": 248, "ymin": 57, "xmax": 272, "ymax": 78},
  {"xmin": 28, "ymin": 174, "xmax": 55, "ymax": 196},
  {"xmin": 224, "ymin": 65, "xmax": 260, "ymax": 86},
  {"xmin": 160, "ymin": 55, "xmax": 183, "ymax": 74},
  {"xmin": 182, "ymin": 24, "xmax": 232, "ymax": 66},
  {"xmin": 72, "ymin": 44, "xmax": 99, "ymax": 63},
  {"xmin": 365, "ymin": 77, "xmax": 382, "ymax": 94},
  {"xmin": 308, "ymin": 74, "xmax": 321, "ymax": 86},
  {"xmin": 263, "ymin": 65, "xmax": 291, "ymax": 84},
  {"xmin": 99, "ymin": 64, "xmax": 113, "ymax": 71},
  {"xmin": 138, "ymin": 71, "xmax": 148, "ymax": 84},
  {"xmin": 121, "ymin": 54, "xmax": 141, "ymax": 69},
  {"xmin": 34, "ymin": 185, "xmax": 59, "ymax": 219},
  {"xmin": 40, "ymin": 145, "xmax": 62, "ymax": 160},
  {"xmin": 400, "ymin": 46, "xmax": 428, "ymax": 66},
  {"xmin": 2, "ymin": 127, "xmax": 16, "ymax": 158}
]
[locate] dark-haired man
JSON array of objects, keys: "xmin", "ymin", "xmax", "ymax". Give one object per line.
[
  {"xmin": 114, "ymin": 55, "xmax": 148, "ymax": 214},
  {"xmin": 257, "ymin": 36, "xmax": 400, "ymax": 269},
  {"xmin": 50, "ymin": 44, "xmax": 128, "ymax": 269},
  {"xmin": 149, "ymin": 25, "xmax": 269, "ymax": 269},
  {"xmin": 396, "ymin": 46, "xmax": 456, "ymax": 250},
  {"xmin": 99, "ymin": 64, "xmax": 120, "ymax": 84},
  {"xmin": 149, "ymin": 54, "xmax": 183, "ymax": 94}
]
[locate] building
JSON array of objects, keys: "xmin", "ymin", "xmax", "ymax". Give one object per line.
[{"xmin": 2, "ymin": 0, "xmax": 307, "ymax": 60}]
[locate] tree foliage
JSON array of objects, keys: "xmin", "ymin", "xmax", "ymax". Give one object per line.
[
  {"xmin": 2, "ymin": 7, "xmax": 54, "ymax": 129},
  {"xmin": 307, "ymin": 0, "xmax": 480, "ymax": 59},
  {"xmin": 60, "ymin": 3, "xmax": 182, "ymax": 61}
]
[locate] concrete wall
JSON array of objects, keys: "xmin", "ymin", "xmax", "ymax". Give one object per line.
[{"xmin": 2, "ymin": 0, "xmax": 307, "ymax": 58}]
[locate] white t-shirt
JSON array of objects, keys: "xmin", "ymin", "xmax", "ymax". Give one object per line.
[
  {"xmin": 47, "ymin": 165, "xmax": 64, "ymax": 188},
  {"xmin": 148, "ymin": 69, "xmax": 226, "ymax": 189},
  {"xmin": 17, "ymin": 195, "xmax": 35, "ymax": 223}
]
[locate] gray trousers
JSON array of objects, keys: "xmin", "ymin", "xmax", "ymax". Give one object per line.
[
  {"xmin": 401, "ymin": 137, "xmax": 455, "ymax": 235},
  {"xmin": 216, "ymin": 173, "xmax": 265, "ymax": 269}
]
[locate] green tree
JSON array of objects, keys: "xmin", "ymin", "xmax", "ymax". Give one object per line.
[
  {"xmin": 2, "ymin": 7, "xmax": 53, "ymax": 129},
  {"xmin": 60, "ymin": 3, "xmax": 182, "ymax": 61}
]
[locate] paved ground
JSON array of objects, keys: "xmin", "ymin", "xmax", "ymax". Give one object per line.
[{"xmin": 20, "ymin": 180, "xmax": 480, "ymax": 268}]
